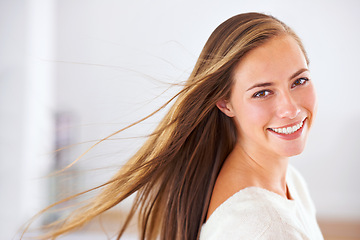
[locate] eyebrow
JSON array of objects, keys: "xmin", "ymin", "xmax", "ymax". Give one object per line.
[
  {"xmin": 246, "ymin": 82, "xmax": 273, "ymax": 91},
  {"xmin": 246, "ymin": 68, "xmax": 309, "ymax": 91},
  {"xmin": 290, "ymin": 68, "xmax": 309, "ymax": 80}
]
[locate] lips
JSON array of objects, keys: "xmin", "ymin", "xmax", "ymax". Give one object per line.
[
  {"xmin": 267, "ymin": 118, "xmax": 306, "ymax": 140},
  {"xmin": 269, "ymin": 119, "xmax": 304, "ymax": 134}
]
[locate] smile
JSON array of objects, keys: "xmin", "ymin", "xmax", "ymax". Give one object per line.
[{"xmin": 269, "ymin": 119, "xmax": 305, "ymax": 135}]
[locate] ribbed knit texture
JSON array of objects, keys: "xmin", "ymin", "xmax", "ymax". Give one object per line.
[{"xmin": 200, "ymin": 165, "xmax": 323, "ymax": 240}]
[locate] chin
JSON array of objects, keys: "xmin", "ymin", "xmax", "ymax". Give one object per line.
[{"xmin": 279, "ymin": 144, "xmax": 306, "ymax": 157}]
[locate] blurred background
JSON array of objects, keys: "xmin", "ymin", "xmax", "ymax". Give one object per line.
[{"xmin": 1, "ymin": 0, "xmax": 360, "ymax": 239}]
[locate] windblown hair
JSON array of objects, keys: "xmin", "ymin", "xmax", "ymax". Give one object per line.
[{"xmin": 28, "ymin": 12, "xmax": 308, "ymax": 240}]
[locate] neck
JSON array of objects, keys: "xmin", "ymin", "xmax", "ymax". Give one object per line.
[{"xmin": 225, "ymin": 143, "xmax": 290, "ymax": 198}]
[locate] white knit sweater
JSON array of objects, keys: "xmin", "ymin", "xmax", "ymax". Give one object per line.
[{"xmin": 200, "ymin": 165, "xmax": 324, "ymax": 239}]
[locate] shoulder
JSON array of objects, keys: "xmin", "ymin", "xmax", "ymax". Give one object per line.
[
  {"xmin": 200, "ymin": 187, "xmax": 307, "ymax": 240},
  {"xmin": 287, "ymin": 165, "xmax": 317, "ymax": 214},
  {"xmin": 287, "ymin": 165, "xmax": 307, "ymax": 188}
]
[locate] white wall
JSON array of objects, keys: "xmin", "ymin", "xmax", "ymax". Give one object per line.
[
  {"xmin": 0, "ymin": 0, "xmax": 56, "ymax": 239},
  {"xmin": 0, "ymin": 2, "xmax": 28, "ymax": 238}
]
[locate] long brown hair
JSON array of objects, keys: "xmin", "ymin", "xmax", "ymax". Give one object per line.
[{"xmin": 26, "ymin": 12, "xmax": 308, "ymax": 240}]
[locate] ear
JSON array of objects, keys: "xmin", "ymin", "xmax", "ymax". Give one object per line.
[{"xmin": 216, "ymin": 99, "xmax": 235, "ymax": 117}]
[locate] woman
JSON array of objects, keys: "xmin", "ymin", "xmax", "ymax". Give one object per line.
[{"xmin": 28, "ymin": 12, "xmax": 323, "ymax": 239}]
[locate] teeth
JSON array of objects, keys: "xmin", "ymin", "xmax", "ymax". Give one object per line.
[{"xmin": 271, "ymin": 120, "xmax": 304, "ymax": 134}]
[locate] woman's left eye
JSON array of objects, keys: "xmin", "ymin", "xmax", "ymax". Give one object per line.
[{"xmin": 291, "ymin": 77, "xmax": 309, "ymax": 88}]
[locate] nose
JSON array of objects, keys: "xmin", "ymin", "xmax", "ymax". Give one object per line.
[{"xmin": 276, "ymin": 92, "xmax": 300, "ymax": 119}]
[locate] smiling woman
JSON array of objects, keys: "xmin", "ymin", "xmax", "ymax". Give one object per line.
[
  {"xmin": 204, "ymin": 34, "xmax": 320, "ymax": 239},
  {"xmin": 217, "ymin": 35, "xmax": 317, "ymax": 158},
  {"xmin": 25, "ymin": 12, "xmax": 323, "ymax": 240}
]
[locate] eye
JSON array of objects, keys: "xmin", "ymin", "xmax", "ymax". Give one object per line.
[
  {"xmin": 291, "ymin": 77, "xmax": 309, "ymax": 88},
  {"xmin": 252, "ymin": 90, "xmax": 272, "ymax": 98}
]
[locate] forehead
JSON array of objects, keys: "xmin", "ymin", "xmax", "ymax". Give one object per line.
[{"xmin": 232, "ymin": 35, "xmax": 308, "ymax": 88}]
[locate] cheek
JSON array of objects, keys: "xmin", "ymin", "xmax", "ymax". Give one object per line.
[
  {"xmin": 295, "ymin": 84, "xmax": 317, "ymax": 130},
  {"xmin": 302, "ymin": 84, "xmax": 317, "ymax": 117},
  {"xmin": 238, "ymin": 101, "xmax": 274, "ymax": 131}
]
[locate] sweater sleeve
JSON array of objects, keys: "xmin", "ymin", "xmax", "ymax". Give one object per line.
[
  {"xmin": 201, "ymin": 220, "xmax": 310, "ymax": 240},
  {"xmin": 200, "ymin": 187, "xmax": 315, "ymax": 240},
  {"xmin": 255, "ymin": 221, "xmax": 310, "ymax": 240},
  {"xmin": 200, "ymin": 202, "xmax": 310, "ymax": 240}
]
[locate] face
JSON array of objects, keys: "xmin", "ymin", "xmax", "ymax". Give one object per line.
[{"xmin": 218, "ymin": 35, "xmax": 317, "ymax": 158}]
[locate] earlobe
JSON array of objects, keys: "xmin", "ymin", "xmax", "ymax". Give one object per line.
[{"xmin": 216, "ymin": 100, "xmax": 235, "ymax": 117}]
